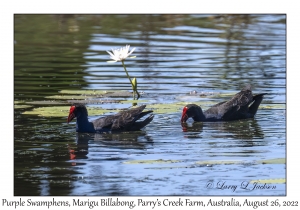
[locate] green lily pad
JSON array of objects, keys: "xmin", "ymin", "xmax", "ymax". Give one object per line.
[
  {"xmin": 26, "ymin": 101, "xmax": 67, "ymax": 105},
  {"xmin": 250, "ymin": 178, "xmax": 286, "ymax": 184},
  {"xmin": 59, "ymin": 90, "xmax": 108, "ymax": 95},
  {"xmin": 22, "ymin": 106, "xmax": 113, "ymax": 117},
  {"xmin": 45, "ymin": 95, "xmax": 90, "ymax": 100},
  {"xmin": 195, "ymin": 160, "xmax": 242, "ymax": 165},
  {"xmin": 215, "ymin": 153, "xmax": 255, "ymax": 157},
  {"xmin": 123, "ymin": 159, "xmax": 181, "ymax": 164},
  {"xmin": 60, "ymin": 89, "xmax": 134, "ymax": 97},
  {"xmin": 23, "ymin": 106, "xmax": 69, "ymax": 117},
  {"xmin": 212, "ymin": 92, "xmax": 237, "ymax": 98},
  {"xmin": 260, "ymin": 104, "xmax": 286, "ymax": 109},
  {"xmin": 147, "ymin": 103, "xmax": 186, "ymax": 114},
  {"xmin": 14, "ymin": 105, "xmax": 33, "ymax": 109},
  {"xmin": 194, "ymin": 158, "xmax": 286, "ymax": 166},
  {"xmin": 103, "ymin": 91, "xmax": 136, "ymax": 97},
  {"xmin": 67, "ymin": 99, "xmax": 120, "ymax": 104},
  {"xmin": 14, "ymin": 101, "xmax": 25, "ymax": 104},
  {"xmin": 257, "ymin": 158, "xmax": 286, "ymax": 164}
]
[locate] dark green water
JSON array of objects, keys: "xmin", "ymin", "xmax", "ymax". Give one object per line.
[{"xmin": 14, "ymin": 14, "xmax": 286, "ymax": 196}]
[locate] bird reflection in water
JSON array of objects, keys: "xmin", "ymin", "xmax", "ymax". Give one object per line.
[
  {"xmin": 181, "ymin": 119, "xmax": 264, "ymax": 140},
  {"xmin": 68, "ymin": 132, "xmax": 153, "ymax": 161}
]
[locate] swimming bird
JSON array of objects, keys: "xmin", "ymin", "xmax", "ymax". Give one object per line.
[
  {"xmin": 181, "ymin": 84, "xmax": 266, "ymax": 122},
  {"xmin": 67, "ymin": 104, "xmax": 154, "ymax": 133}
]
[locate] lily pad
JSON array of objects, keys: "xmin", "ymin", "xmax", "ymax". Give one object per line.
[
  {"xmin": 59, "ymin": 90, "xmax": 108, "ymax": 95},
  {"xmin": 22, "ymin": 106, "xmax": 113, "ymax": 117},
  {"xmin": 103, "ymin": 91, "xmax": 137, "ymax": 97},
  {"xmin": 14, "ymin": 105, "xmax": 33, "ymax": 109},
  {"xmin": 257, "ymin": 158, "xmax": 286, "ymax": 164},
  {"xmin": 23, "ymin": 106, "xmax": 69, "ymax": 117},
  {"xmin": 260, "ymin": 104, "xmax": 286, "ymax": 109},
  {"xmin": 250, "ymin": 178, "xmax": 286, "ymax": 184},
  {"xmin": 195, "ymin": 160, "xmax": 242, "ymax": 165},
  {"xmin": 147, "ymin": 103, "xmax": 186, "ymax": 114},
  {"xmin": 67, "ymin": 99, "xmax": 120, "ymax": 104},
  {"xmin": 14, "ymin": 101, "xmax": 25, "ymax": 104},
  {"xmin": 45, "ymin": 95, "xmax": 90, "ymax": 100},
  {"xmin": 123, "ymin": 159, "xmax": 181, "ymax": 164},
  {"xmin": 212, "ymin": 92, "xmax": 237, "ymax": 98},
  {"xmin": 26, "ymin": 101, "xmax": 67, "ymax": 105}
]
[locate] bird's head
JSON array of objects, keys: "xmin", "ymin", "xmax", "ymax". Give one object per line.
[
  {"xmin": 67, "ymin": 104, "xmax": 88, "ymax": 123},
  {"xmin": 181, "ymin": 104, "xmax": 203, "ymax": 122}
]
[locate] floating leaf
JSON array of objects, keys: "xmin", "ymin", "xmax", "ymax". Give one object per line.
[
  {"xmin": 212, "ymin": 92, "xmax": 237, "ymax": 98},
  {"xmin": 23, "ymin": 106, "xmax": 69, "ymax": 117},
  {"xmin": 104, "ymin": 91, "xmax": 136, "ymax": 97},
  {"xmin": 257, "ymin": 158, "xmax": 286, "ymax": 164},
  {"xmin": 195, "ymin": 160, "xmax": 242, "ymax": 165},
  {"xmin": 45, "ymin": 95, "xmax": 89, "ymax": 100},
  {"xmin": 260, "ymin": 104, "xmax": 285, "ymax": 109},
  {"xmin": 26, "ymin": 101, "xmax": 67, "ymax": 105},
  {"xmin": 63, "ymin": 90, "xmax": 132, "ymax": 97},
  {"xmin": 59, "ymin": 90, "xmax": 108, "ymax": 95},
  {"xmin": 67, "ymin": 99, "xmax": 120, "ymax": 104},
  {"xmin": 14, "ymin": 101, "xmax": 25, "ymax": 104},
  {"xmin": 14, "ymin": 105, "xmax": 33, "ymax": 109},
  {"xmin": 147, "ymin": 103, "xmax": 186, "ymax": 114}
]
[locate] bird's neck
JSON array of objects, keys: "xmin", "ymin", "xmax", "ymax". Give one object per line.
[
  {"xmin": 192, "ymin": 107, "xmax": 206, "ymax": 121},
  {"xmin": 76, "ymin": 114, "xmax": 95, "ymax": 133}
]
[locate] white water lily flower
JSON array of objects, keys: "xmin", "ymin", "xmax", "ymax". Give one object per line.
[{"xmin": 107, "ymin": 45, "xmax": 136, "ymax": 62}]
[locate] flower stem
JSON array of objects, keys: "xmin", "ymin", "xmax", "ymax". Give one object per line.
[{"xmin": 121, "ymin": 61, "xmax": 140, "ymax": 99}]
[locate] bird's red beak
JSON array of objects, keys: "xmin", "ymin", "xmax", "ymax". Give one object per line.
[
  {"xmin": 67, "ymin": 106, "xmax": 76, "ymax": 123},
  {"xmin": 181, "ymin": 106, "xmax": 188, "ymax": 122}
]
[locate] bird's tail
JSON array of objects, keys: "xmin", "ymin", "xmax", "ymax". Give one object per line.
[
  {"xmin": 249, "ymin": 93, "xmax": 267, "ymax": 116},
  {"xmin": 137, "ymin": 110, "xmax": 153, "ymax": 119},
  {"xmin": 131, "ymin": 114, "xmax": 154, "ymax": 130}
]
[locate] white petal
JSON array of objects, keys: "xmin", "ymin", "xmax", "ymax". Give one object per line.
[
  {"xmin": 106, "ymin": 51, "xmax": 114, "ymax": 57},
  {"xmin": 128, "ymin": 47, "xmax": 135, "ymax": 56}
]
